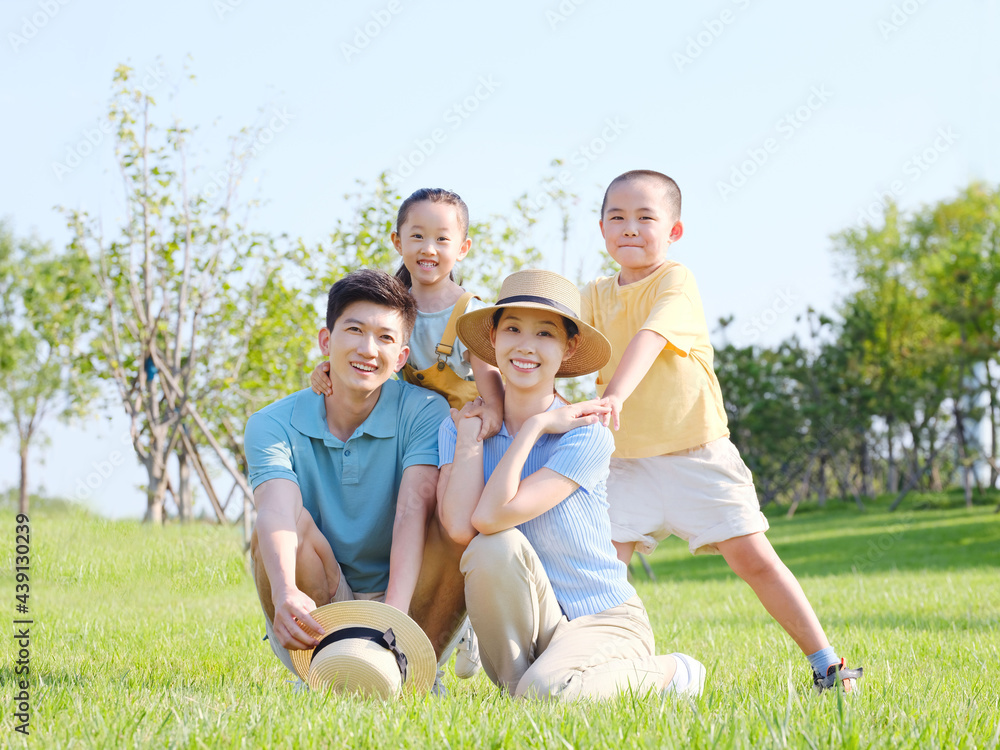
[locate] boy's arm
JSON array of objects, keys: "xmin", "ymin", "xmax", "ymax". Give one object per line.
[
  {"xmin": 466, "ymin": 354, "xmax": 505, "ymax": 441},
  {"xmin": 600, "ymin": 329, "xmax": 668, "ymax": 431},
  {"xmin": 384, "ymin": 464, "xmax": 438, "ymax": 614}
]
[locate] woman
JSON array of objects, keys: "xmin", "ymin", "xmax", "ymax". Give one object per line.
[{"xmin": 436, "ymin": 269, "xmax": 705, "ymax": 700}]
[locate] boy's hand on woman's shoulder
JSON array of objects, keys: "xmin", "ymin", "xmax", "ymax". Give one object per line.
[{"xmin": 596, "ymin": 394, "xmax": 624, "ymax": 431}]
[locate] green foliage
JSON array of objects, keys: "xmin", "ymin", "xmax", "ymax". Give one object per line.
[
  {"xmin": 0, "ymin": 222, "xmax": 99, "ymax": 512},
  {"xmin": 3, "ymin": 499, "xmax": 998, "ymax": 748},
  {"xmin": 718, "ymin": 183, "xmax": 1000, "ymax": 508}
]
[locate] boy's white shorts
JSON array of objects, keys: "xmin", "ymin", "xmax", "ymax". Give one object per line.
[{"xmin": 606, "ymin": 437, "xmax": 769, "ymax": 556}]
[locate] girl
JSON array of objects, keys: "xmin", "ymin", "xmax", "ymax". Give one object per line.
[
  {"xmin": 311, "ymin": 187, "xmax": 504, "ymax": 440},
  {"xmin": 437, "ymin": 269, "xmax": 706, "ymax": 700}
]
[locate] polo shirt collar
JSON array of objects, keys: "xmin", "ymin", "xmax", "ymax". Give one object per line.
[{"xmin": 290, "ymin": 382, "xmax": 399, "ymax": 445}]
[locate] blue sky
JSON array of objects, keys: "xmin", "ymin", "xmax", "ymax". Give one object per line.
[{"xmin": 2, "ymin": 0, "xmax": 997, "ymax": 518}]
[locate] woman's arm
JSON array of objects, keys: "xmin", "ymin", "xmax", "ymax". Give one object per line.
[
  {"xmin": 472, "ymin": 401, "xmax": 608, "ymax": 534},
  {"xmin": 437, "ymin": 409, "xmax": 485, "ymax": 546}
]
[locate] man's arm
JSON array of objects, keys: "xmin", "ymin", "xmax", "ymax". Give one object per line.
[
  {"xmin": 600, "ymin": 329, "xmax": 668, "ymax": 430},
  {"xmin": 253, "ymin": 478, "xmax": 326, "ymax": 649},
  {"xmin": 384, "ymin": 463, "xmax": 439, "ymax": 613}
]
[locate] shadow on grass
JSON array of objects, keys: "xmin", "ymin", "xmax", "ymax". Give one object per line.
[{"xmin": 639, "ymin": 505, "xmax": 1000, "ymax": 583}]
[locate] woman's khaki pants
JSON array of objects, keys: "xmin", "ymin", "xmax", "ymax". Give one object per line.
[{"xmin": 460, "ymin": 528, "xmax": 675, "ymax": 700}]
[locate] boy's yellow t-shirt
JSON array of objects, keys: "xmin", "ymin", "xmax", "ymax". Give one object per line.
[{"xmin": 582, "ymin": 260, "xmax": 729, "ymax": 458}]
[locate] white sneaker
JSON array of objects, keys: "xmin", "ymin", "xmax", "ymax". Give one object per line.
[
  {"xmin": 439, "ymin": 616, "xmax": 481, "ymax": 679},
  {"xmin": 662, "ymin": 653, "xmax": 706, "ymax": 697},
  {"xmin": 453, "ymin": 622, "xmax": 481, "ymax": 679}
]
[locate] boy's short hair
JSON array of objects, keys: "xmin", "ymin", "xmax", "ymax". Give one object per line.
[
  {"xmin": 601, "ymin": 170, "xmax": 682, "ymax": 223},
  {"xmin": 325, "ymin": 269, "xmax": 418, "ymax": 343}
]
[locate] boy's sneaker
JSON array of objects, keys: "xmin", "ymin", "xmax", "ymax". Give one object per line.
[{"xmin": 813, "ymin": 658, "xmax": 863, "ymax": 694}]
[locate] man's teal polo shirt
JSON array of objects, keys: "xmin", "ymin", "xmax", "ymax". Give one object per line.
[{"xmin": 244, "ymin": 380, "xmax": 449, "ymax": 593}]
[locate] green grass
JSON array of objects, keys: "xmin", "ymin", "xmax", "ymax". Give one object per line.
[{"xmin": 2, "ymin": 492, "xmax": 999, "ymax": 748}]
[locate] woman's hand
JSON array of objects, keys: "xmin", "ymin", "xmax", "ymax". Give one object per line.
[{"xmin": 529, "ymin": 399, "xmax": 610, "ymax": 436}]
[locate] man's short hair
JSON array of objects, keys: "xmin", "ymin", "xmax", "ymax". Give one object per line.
[
  {"xmin": 601, "ymin": 170, "xmax": 682, "ymax": 223},
  {"xmin": 325, "ymin": 269, "xmax": 418, "ymax": 342}
]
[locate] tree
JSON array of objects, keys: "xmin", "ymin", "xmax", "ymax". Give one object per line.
[
  {"xmin": 0, "ymin": 223, "xmax": 98, "ymax": 514},
  {"xmin": 64, "ymin": 64, "xmax": 287, "ymax": 524}
]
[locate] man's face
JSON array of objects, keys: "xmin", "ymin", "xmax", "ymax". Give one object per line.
[
  {"xmin": 600, "ymin": 178, "xmax": 683, "ymax": 283},
  {"xmin": 318, "ymin": 300, "xmax": 409, "ymax": 397}
]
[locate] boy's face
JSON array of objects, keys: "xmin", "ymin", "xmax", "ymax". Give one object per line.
[
  {"xmin": 318, "ymin": 300, "xmax": 409, "ymax": 398},
  {"xmin": 600, "ymin": 178, "xmax": 683, "ymax": 284}
]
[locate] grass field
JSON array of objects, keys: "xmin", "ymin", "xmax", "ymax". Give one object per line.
[{"xmin": 2, "ymin": 490, "xmax": 999, "ymax": 748}]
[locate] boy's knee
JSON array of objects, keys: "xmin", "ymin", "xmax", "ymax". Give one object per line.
[{"xmin": 723, "ymin": 539, "xmax": 781, "ymax": 581}]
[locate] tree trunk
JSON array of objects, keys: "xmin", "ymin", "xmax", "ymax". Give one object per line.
[
  {"xmin": 953, "ymin": 399, "xmax": 974, "ymax": 508},
  {"xmin": 986, "ymin": 359, "xmax": 999, "ymax": 488},
  {"xmin": 817, "ymin": 454, "xmax": 828, "ymax": 508},
  {"xmin": 887, "ymin": 418, "xmax": 899, "ymax": 494},
  {"xmin": 860, "ymin": 437, "xmax": 874, "ymax": 498},
  {"xmin": 178, "ymin": 448, "xmax": 192, "ymax": 522},
  {"xmin": 18, "ymin": 440, "xmax": 29, "ymax": 516},
  {"xmin": 143, "ymin": 453, "xmax": 168, "ymax": 524}
]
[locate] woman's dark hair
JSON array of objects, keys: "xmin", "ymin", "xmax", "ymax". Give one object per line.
[{"xmin": 394, "ymin": 188, "xmax": 470, "ymax": 288}]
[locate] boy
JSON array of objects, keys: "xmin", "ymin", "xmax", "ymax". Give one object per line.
[{"xmin": 582, "ymin": 170, "xmax": 862, "ymax": 693}]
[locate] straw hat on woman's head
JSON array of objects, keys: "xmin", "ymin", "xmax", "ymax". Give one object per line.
[
  {"xmin": 456, "ymin": 269, "xmax": 611, "ymax": 378},
  {"xmin": 289, "ymin": 600, "xmax": 436, "ymax": 699}
]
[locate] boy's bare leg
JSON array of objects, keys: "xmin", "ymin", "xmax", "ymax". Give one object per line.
[
  {"xmin": 250, "ymin": 507, "xmax": 342, "ymax": 624},
  {"xmin": 717, "ymin": 531, "xmax": 830, "ymax": 655},
  {"xmin": 409, "ymin": 518, "xmax": 468, "ymax": 659},
  {"xmin": 613, "ymin": 540, "xmax": 637, "ymax": 566}
]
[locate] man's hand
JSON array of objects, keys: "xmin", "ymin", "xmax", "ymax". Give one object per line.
[
  {"xmin": 462, "ymin": 396, "xmax": 502, "ymax": 441},
  {"xmin": 271, "ymin": 588, "xmax": 325, "ymax": 651},
  {"xmin": 451, "ymin": 399, "xmax": 485, "ymax": 438},
  {"xmin": 309, "ymin": 360, "xmax": 333, "ymax": 396}
]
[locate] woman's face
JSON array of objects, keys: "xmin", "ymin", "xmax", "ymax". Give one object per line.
[{"xmin": 490, "ymin": 307, "xmax": 578, "ymax": 387}]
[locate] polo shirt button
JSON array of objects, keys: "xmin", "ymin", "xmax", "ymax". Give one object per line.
[{"xmin": 344, "ymin": 450, "xmax": 351, "ymax": 456}]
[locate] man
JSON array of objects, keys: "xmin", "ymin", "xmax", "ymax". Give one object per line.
[{"xmin": 245, "ymin": 269, "xmax": 464, "ymax": 678}]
